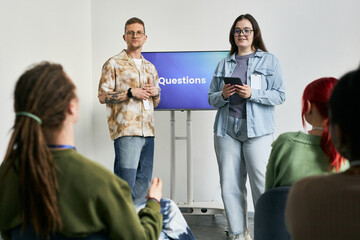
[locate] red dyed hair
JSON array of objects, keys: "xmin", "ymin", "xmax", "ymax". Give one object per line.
[{"xmin": 301, "ymin": 77, "xmax": 345, "ymax": 171}]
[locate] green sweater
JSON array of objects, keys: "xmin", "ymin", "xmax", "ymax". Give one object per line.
[
  {"xmin": 265, "ymin": 131, "xmax": 349, "ymax": 191},
  {"xmin": 0, "ymin": 149, "xmax": 162, "ymax": 240}
]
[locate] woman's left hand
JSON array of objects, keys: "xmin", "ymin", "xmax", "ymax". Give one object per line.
[{"xmin": 235, "ymin": 84, "xmax": 252, "ymax": 99}]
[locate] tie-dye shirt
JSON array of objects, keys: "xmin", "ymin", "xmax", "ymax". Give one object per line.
[{"xmin": 98, "ymin": 50, "xmax": 160, "ymax": 140}]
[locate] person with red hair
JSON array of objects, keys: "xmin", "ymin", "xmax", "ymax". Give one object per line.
[{"xmin": 265, "ymin": 77, "xmax": 348, "ymax": 191}]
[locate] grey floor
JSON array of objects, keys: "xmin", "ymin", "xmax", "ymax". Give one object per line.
[
  {"xmin": 0, "ymin": 215, "xmax": 253, "ymax": 240},
  {"xmin": 184, "ymin": 214, "xmax": 254, "ymax": 240}
]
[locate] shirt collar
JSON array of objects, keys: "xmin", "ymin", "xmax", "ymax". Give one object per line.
[
  {"xmin": 227, "ymin": 49, "xmax": 264, "ymax": 62},
  {"xmin": 121, "ymin": 49, "xmax": 145, "ymax": 61}
]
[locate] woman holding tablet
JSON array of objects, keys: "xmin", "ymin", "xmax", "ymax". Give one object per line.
[{"xmin": 208, "ymin": 14, "xmax": 285, "ymax": 240}]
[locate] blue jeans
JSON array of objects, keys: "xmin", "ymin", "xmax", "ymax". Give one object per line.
[
  {"xmin": 114, "ymin": 136, "xmax": 154, "ymax": 206},
  {"xmin": 137, "ymin": 198, "xmax": 196, "ymax": 240},
  {"xmin": 214, "ymin": 117, "xmax": 273, "ymax": 235}
]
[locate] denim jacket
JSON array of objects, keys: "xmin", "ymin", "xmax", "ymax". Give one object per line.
[{"xmin": 208, "ymin": 50, "xmax": 286, "ymax": 138}]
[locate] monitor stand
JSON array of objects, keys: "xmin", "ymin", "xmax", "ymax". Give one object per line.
[{"xmin": 170, "ymin": 110, "xmax": 225, "ymax": 216}]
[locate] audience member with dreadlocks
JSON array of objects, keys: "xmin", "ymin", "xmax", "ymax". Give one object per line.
[{"xmin": 0, "ymin": 62, "xmax": 163, "ymax": 240}]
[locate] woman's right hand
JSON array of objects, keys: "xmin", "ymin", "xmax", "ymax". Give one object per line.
[
  {"xmin": 222, "ymin": 84, "xmax": 236, "ymax": 100},
  {"xmin": 146, "ymin": 177, "xmax": 163, "ymax": 202}
]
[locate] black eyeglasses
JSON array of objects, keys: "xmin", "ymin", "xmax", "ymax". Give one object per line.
[
  {"xmin": 233, "ymin": 28, "xmax": 253, "ymax": 37},
  {"xmin": 126, "ymin": 31, "xmax": 145, "ymax": 37}
]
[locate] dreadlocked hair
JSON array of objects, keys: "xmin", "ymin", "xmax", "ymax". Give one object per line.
[{"xmin": 1, "ymin": 62, "xmax": 76, "ymax": 237}]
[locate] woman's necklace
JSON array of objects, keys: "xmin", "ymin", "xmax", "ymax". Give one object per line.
[
  {"xmin": 312, "ymin": 126, "xmax": 324, "ymax": 130},
  {"xmin": 48, "ymin": 144, "xmax": 77, "ymax": 151}
]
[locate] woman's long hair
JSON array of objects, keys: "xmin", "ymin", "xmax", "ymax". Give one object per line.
[
  {"xmin": 301, "ymin": 77, "xmax": 345, "ymax": 171},
  {"xmin": 229, "ymin": 13, "xmax": 267, "ymax": 55},
  {"xmin": 1, "ymin": 62, "xmax": 76, "ymax": 236}
]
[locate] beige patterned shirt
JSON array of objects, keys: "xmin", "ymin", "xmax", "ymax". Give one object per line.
[{"xmin": 98, "ymin": 50, "xmax": 160, "ymax": 140}]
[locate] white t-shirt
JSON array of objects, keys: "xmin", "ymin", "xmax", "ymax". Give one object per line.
[{"xmin": 133, "ymin": 58, "xmax": 142, "ymax": 71}]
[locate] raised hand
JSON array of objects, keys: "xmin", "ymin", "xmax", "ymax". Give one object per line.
[
  {"xmin": 146, "ymin": 177, "xmax": 163, "ymax": 202},
  {"xmin": 143, "ymin": 77, "xmax": 159, "ymax": 97}
]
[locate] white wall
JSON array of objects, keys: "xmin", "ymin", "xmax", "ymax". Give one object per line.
[
  {"xmin": 1, "ymin": 0, "xmax": 360, "ymax": 212},
  {"xmin": 0, "ymin": 0, "xmax": 93, "ymax": 157}
]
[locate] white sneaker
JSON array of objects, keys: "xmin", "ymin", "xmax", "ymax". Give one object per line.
[
  {"xmin": 230, "ymin": 234, "xmax": 240, "ymax": 240},
  {"xmin": 244, "ymin": 231, "xmax": 253, "ymax": 240},
  {"xmin": 230, "ymin": 230, "xmax": 253, "ymax": 240},
  {"xmin": 230, "ymin": 234, "xmax": 243, "ymax": 240}
]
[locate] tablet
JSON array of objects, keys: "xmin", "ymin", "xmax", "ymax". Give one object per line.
[{"xmin": 223, "ymin": 77, "xmax": 243, "ymax": 85}]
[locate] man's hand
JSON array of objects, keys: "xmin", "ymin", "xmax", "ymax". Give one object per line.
[
  {"xmin": 143, "ymin": 77, "xmax": 159, "ymax": 97},
  {"xmin": 131, "ymin": 88, "xmax": 151, "ymax": 100}
]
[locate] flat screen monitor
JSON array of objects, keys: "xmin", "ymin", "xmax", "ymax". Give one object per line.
[{"xmin": 142, "ymin": 51, "xmax": 229, "ymax": 110}]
